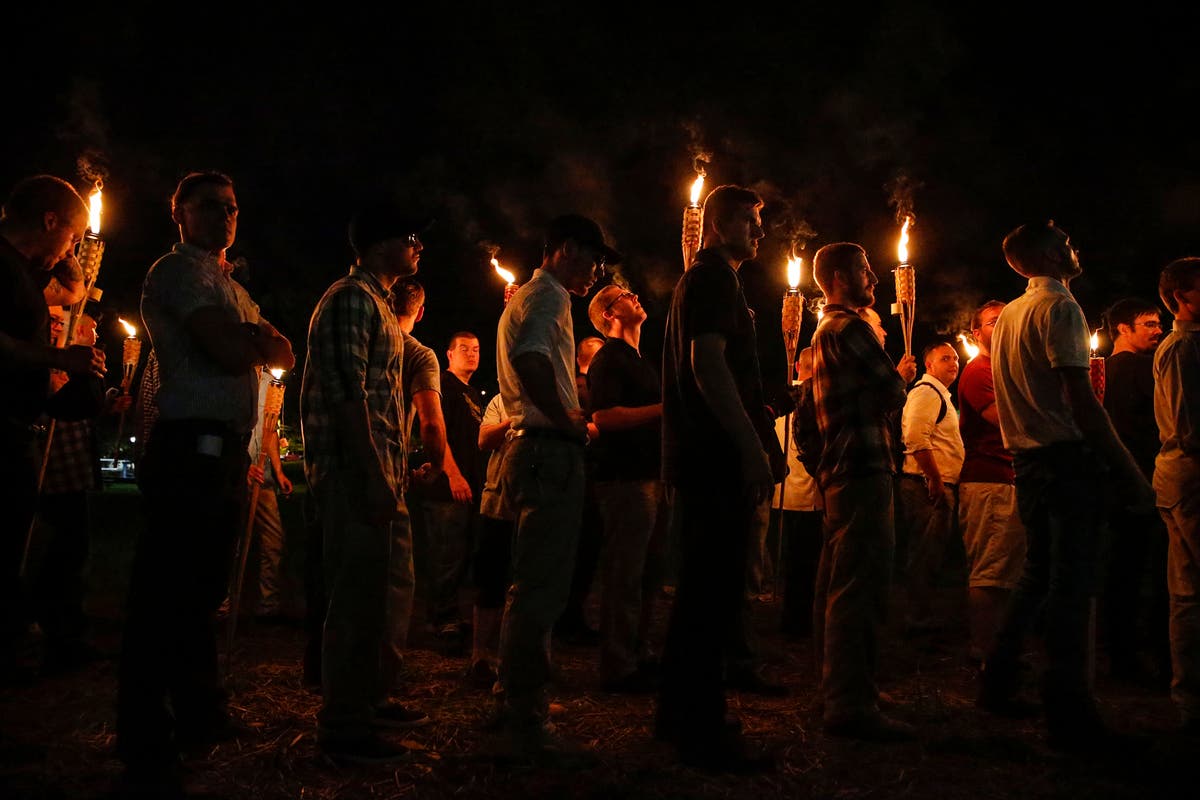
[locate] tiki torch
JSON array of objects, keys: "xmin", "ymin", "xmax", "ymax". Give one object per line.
[
  {"xmin": 681, "ymin": 171, "xmax": 705, "ymax": 270},
  {"xmin": 891, "ymin": 215, "xmax": 916, "ymax": 358},
  {"xmin": 493, "ymin": 258, "xmax": 518, "ymax": 305},
  {"xmin": 1089, "ymin": 330, "xmax": 1106, "ymax": 402},
  {"xmin": 782, "ymin": 256, "xmax": 804, "ymax": 385},
  {"xmin": 111, "ymin": 318, "xmax": 142, "ymax": 462},
  {"xmin": 224, "ymin": 368, "xmax": 287, "ymax": 677}
]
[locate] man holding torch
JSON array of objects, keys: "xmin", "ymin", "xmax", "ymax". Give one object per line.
[
  {"xmin": 116, "ymin": 171, "xmax": 294, "ymax": 793},
  {"xmin": 0, "ymin": 174, "xmax": 104, "ymax": 687},
  {"xmin": 809, "ymin": 242, "xmax": 916, "ymax": 743},
  {"xmin": 978, "ymin": 221, "xmax": 1152, "ymax": 753}
]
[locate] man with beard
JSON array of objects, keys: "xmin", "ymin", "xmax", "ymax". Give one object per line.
[{"xmin": 810, "ymin": 242, "xmax": 917, "ymax": 743}]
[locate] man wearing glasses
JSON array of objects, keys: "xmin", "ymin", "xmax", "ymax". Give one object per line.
[
  {"xmin": 492, "ymin": 214, "xmax": 618, "ymax": 766},
  {"xmin": 301, "ymin": 201, "xmax": 433, "ymax": 764},
  {"xmin": 1100, "ymin": 297, "xmax": 1169, "ymax": 687}
]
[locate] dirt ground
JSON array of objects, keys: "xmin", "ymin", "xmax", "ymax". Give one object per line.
[{"xmin": 1, "ymin": 487, "xmax": 1194, "ymax": 799}]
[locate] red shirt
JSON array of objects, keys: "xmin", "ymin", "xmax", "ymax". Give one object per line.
[{"xmin": 957, "ymin": 355, "xmax": 1014, "ymax": 484}]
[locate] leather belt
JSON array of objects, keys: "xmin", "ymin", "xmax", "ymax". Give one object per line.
[{"xmin": 510, "ymin": 427, "xmax": 587, "ymax": 446}]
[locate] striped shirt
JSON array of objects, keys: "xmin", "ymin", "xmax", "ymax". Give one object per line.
[
  {"xmin": 300, "ymin": 267, "xmax": 406, "ymax": 496},
  {"xmin": 811, "ymin": 304, "xmax": 908, "ymax": 487}
]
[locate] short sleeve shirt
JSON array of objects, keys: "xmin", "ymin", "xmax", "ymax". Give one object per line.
[
  {"xmin": 496, "ymin": 268, "xmax": 579, "ymax": 431},
  {"xmin": 0, "ymin": 237, "xmax": 52, "ymax": 426},
  {"xmin": 401, "ymin": 332, "xmax": 440, "ymax": 450},
  {"xmin": 991, "ymin": 277, "xmax": 1088, "ymax": 452},
  {"xmin": 588, "ymin": 337, "xmax": 662, "ymax": 482},
  {"xmin": 901, "ymin": 374, "xmax": 964, "ymax": 483},
  {"xmin": 1103, "ymin": 351, "xmax": 1159, "ymax": 480},
  {"xmin": 957, "ymin": 354, "xmax": 1014, "ymax": 483},
  {"xmin": 140, "ymin": 243, "xmax": 265, "ymax": 433}
]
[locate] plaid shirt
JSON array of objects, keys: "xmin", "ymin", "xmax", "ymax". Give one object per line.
[
  {"xmin": 300, "ymin": 267, "xmax": 406, "ymax": 495},
  {"xmin": 40, "ymin": 418, "xmax": 98, "ymax": 494},
  {"xmin": 811, "ymin": 304, "xmax": 908, "ymax": 487}
]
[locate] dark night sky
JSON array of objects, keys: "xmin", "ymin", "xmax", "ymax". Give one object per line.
[{"xmin": 6, "ymin": 7, "xmax": 1200, "ymax": 415}]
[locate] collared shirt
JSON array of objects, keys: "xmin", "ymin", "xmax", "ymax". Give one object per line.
[
  {"xmin": 991, "ymin": 276, "xmax": 1089, "ymax": 453},
  {"xmin": 300, "ymin": 266, "xmax": 406, "ymax": 495},
  {"xmin": 496, "ymin": 267, "xmax": 579, "ymax": 432},
  {"xmin": 1153, "ymin": 318, "xmax": 1200, "ymax": 507},
  {"xmin": 958, "ymin": 354, "xmax": 1014, "ymax": 483},
  {"xmin": 811, "ymin": 304, "xmax": 909, "ymax": 487},
  {"xmin": 478, "ymin": 393, "xmax": 513, "ymax": 521},
  {"xmin": 140, "ymin": 242, "xmax": 266, "ymax": 434},
  {"xmin": 902, "ymin": 374, "xmax": 965, "ymax": 484}
]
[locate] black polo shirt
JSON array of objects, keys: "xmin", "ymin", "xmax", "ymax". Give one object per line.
[{"xmin": 588, "ymin": 338, "xmax": 661, "ymax": 482}]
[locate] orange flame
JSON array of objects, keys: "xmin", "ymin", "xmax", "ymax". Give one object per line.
[
  {"xmin": 897, "ymin": 215, "xmax": 912, "ymax": 264},
  {"xmin": 1090, "ymin": 330, "xmax": 1100, "ymax": 352},
  {"xmin": 958, "ymin": 333, "xmax": 979, "ymax": 361},
  {"xmin": 269, "ymin": 367, "xmax": 285, "ymax": 380},
  {"xmin": 786, "ymin": 256, "xmax": 802, "ymax": 289},
  {"xmin": 117, "ymin": 317, "xmax": 136, "ymax": 338},
  {"xmin": 491, "ymin": 258, "xmax": 516, "ymax": 285},
  {"xmin": 689, "ymin": 174, "xmax": 705, "ymax": 206},
  {"xmin": 87, "ymin": 185, "xmax": 103, "ymax": 235}
]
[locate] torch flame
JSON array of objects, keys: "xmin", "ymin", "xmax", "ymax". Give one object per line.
[
  {"xmin": 689, "ymin": 174, "xmax": 705, "ymax": 206},
  {"xmin": 87, "ymin": 186, "xmax": 103, "ymax": 235},
  {"xmin": 491, "ymin": 258, "xmax": 516, "ymax": 285},
  {"xmin": 897, "ymin": 215, "xmax": 912, "ymax": 264},
  {"xmin": 1090, "ymin": 330, "xmax": 1100, "ymax": 352},
  {"xmin": 270, "ymin": 367, "xmax": 285, "ymax": 380},
  {"xmin": 787, "ymin": 256, "xmax": 802, "ymax": 289},
  {"xmin": 118, "ymin": 317, "xmax": 136, "ymax": 338},
  {"xmin": 958, "ymin": 333, "xmax": 980, "ymax": 361}
]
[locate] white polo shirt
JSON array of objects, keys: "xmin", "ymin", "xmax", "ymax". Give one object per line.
[
  {"xmin": 991, "ymin": 276, "xmax": 1089, "ymax": 453},
  {"xmin": 901, "ymin": 374, "xmax": 965, "ymax": 484}
]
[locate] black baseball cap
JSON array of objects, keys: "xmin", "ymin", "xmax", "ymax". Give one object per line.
[
  {"xmin": 348, "ymin": 201, "xmax": 434, "ymax": 257},
  {"xmin": 544, "ymin": 214, "xmax": 622, "ymax": 266}
]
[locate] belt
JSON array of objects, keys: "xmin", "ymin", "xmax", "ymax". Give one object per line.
[
  {"xmin": 901, "ymin": 473, "xmax": 956, "ymax": 488},
  {"xmin": 510, "ymin": 427, "xmax": 587, "ymax": 446}
]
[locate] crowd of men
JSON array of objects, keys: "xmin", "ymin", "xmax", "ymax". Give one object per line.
[{"xmin": 2, "ymin": 173, "xmax": 1199, "ymax": 795}]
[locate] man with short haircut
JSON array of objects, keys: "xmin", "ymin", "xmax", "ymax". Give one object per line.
[
  {"xmin": 118, "ymin": 171, "xmax": 295, "ymax": 790},
  {"xmin": 1152, "ymin": 257, "xmax": 1200, "ymax": 734},
  {"xmin": 1101, "ymin": 296, "xmax": 1169, "ymax": 685},
  {"xmin": 957, "ymin": 300, "xmax": 1025, "ymax": 665},
  {"xmin": 493, "ymin": 214, "xmax": 618, "ymax": 764},
  {"xmin": 301, "ymin": 201, "xmax": 431, "ymax": 764},
  {"xmin": 586, "ymin": 284, "xmax": 666, "ymax": 692},
  {"xmin": 978, "ymin": 221, "xmax": 1152, "ymax": 752},
  {"xmin": 896, "ymin": 340, "xmax": 964, "ymax": 633},
  {"xmin": 0, "ymin": 175, "xmax": 102, "ymax": 684},
  {"xmin": 656, "ymin": 185, "xmax": 783, "ymax": 772},
  {"xmin": 810, "ymin": 242, "xmax": 917, "ymax": 742},
  {"xmin": 422, "ymin": 330, "xmax": 486, "ymax": 650}
]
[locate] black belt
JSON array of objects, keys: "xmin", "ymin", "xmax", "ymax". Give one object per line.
[
  {"xmin": 901, "ymin": 473, "xmax": 957, "ymax": 488},
  {"xmin": 510, "ymin": 427, "xmax": 587, "ymax": 446}
]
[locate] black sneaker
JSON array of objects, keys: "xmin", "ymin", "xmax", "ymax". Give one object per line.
[
  {"xmin": 824, "ymin": 713, "xmax": 917, "ymax": 743},
  {"xmin": 464, "ymin": 659, "xmax": 498, "ymax": 689},
  {"xmin": 372, "ymin": 700, "xmax": 431, "ymax": 729},
  {"xmin": 321, "ymin": 735, "xmax": 412, "ymax": 765}
]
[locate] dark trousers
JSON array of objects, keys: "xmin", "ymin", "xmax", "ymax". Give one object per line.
[
  {"xmin": 1102, "ymin": 500, "xmax": 1170, "ymax": 676},
  {"xmin": 987, "ymin": 442, "xmax": 1103, "ymax": 723},
  {"xmin": 776, "ymin": 508, "xmax": 824, "ymax": 637},
  {"xmin": 33, "ymin": 490, "xmax": 91, "ymax": 648},
  {"xmin": 116, "ymin": 420, "xmax": 248, "ymax": 768},
  {"xmin": 473, "ymin": 514, "xmax": 514, "ymax": 610},
  {"xmin": 558, "ymin": 474, "xmax": 602, "ymax": 631},
  {"xmin": 656, "ymin": 481, "xmax": 755, "ymax": 739},
  {"xmin": 0, "ymin": 426, "xmax": 39, "ymax": 658}
]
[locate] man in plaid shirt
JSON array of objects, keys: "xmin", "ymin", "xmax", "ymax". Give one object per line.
[
  {"xmin": 301, "ymin": 200, "xmax": 434, "ymax": 764},
  {"xmin": 810, "ymin": 242, "xmax": 916, "ymax": 742}
]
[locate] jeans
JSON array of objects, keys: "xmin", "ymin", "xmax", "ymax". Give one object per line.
[
  {"xmin": 422, "ymin": 499, "xmax": 474, "ymax": 628},
  {"xmin": 1161, "ymin": 483, "xmax": 1200, "ymax": 721},
  {"xmin": 250, "ymin": 486, "xmax": 285, "ymax": 615},
  {"xmin": 497, "ymin": 437, "xmax": 585, "ymax": 723},
  {"xmin": 814, "ymin": 473, "xmax": 895, "ymax": 725},
  {"xmin": 986, "ymin": 442, "xmax": 1103, "ymax": 721}
]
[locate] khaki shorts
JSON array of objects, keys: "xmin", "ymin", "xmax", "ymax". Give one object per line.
[{"xmin": 958, "ymin": 481, "xmax": 1026, "ymax": 589}]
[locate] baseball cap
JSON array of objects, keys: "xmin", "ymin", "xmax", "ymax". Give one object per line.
[
  {"xmin": 544, "ymin": 214, "xmax": 622, "ymax": 266},
  {"xmin": 348, "ymin": 201, "xmax": 434, "ymax": 257}
]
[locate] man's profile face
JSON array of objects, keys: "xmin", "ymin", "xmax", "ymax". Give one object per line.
[
  {"xmin": 841, "ymin": 254, "xmax": 879, "ymax": 312},
  {"xmin": 973, "ymin": 304, "xmax": 1003, "ymax": 351},
  {"xmin": 178, "ymin": 184, "xmax": 238, "ymax": 253},
  {"xmin": 40, "ymin": 207, "xmax": 88, "ymax": 270},
  {"xmin": 447, "ymin": 335, "xmax": 480, "ymax": 375},
  {"xmin": 377, "ymin": 234, "xmax": 422, "ymax": 278},
  {"xmin": 561, "ymin": 242, "xmax": 604, "ymax": 296},
  {"xmin": 1049, "ymin": 227, "xmax": 1082, "ymax": 280},
  {"xmin": 715, "ymin": 204, "xmax": 764, "ymax": 263},
  {"xmin": 1123, "ymin": 312, "xmax": 1162, "ymax": 353},
  {"xmin": 925, "ymin": 344, "xmax": 960, "ymax": 387}
]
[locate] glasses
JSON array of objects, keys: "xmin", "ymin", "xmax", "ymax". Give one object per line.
[
  {"xmin": 604, "ymin": 290, "xmax": 636, "ymax": 314},
  {"xmin": 405, "ymin": 234, "xmax": 422, "ymax": 247},
  {"xmin": 188, "ymin": 200, "xmax": 239, "ymax": 216},
  {"xmin": 1135, "ymin": 321, "xmax": 1162, "ymax": 330}
]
